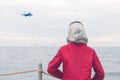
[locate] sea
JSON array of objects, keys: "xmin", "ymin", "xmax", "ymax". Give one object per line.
[{"xmin": 0, "ymin": 47, "xmax": 120, "ymax": 80}]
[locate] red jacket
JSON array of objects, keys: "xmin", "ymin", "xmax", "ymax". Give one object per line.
[{"xmin": 47, "ymin": 42, "xmax": 105, "ymax": 80}]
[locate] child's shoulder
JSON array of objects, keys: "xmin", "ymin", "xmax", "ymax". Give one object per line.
[
  {"xmin": 60, "ymin": 43, "xmax": 70, "ymax": 49},
  {"xmin": 86, "ymin": 45, "xmax": 96, "ymax": 53},
  {"xmin": 86, "ymin": 45, "xmax": 94, "ymax": 50}
]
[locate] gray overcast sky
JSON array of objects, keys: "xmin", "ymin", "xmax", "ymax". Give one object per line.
[{"xmin": 0, "ymin": 0, "xmax": 120, "ymax": 47}]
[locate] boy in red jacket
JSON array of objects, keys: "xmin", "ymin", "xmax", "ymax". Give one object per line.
[{"xmin": 47, "ymin": 21, "xmax": 105, "ymax": 80}]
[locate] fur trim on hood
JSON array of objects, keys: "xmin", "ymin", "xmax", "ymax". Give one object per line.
[{"xmin": 67, "ymin": 21, "xmax": 88, "ymax": 44}]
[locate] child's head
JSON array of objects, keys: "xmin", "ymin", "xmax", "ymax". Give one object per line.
[{"xmin": 67, "ymin": 21, "xmax": 88, "ymax": 44}]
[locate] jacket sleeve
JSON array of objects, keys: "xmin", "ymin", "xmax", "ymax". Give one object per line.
[
  {"xmin": 92, "ymin": 51, "xmax": 105, "ymax": 80},
  {"xmin": 47, "ymin": 49, "xmax": 63, "ymax": 79}
]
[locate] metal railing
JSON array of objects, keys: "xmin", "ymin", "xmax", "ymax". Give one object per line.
[{"xmin": 0, "ymin": 63, "xmax": 57, "ymax": 80}]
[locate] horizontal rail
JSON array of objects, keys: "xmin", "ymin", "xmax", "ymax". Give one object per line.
[
  {"xmin": 0, "ymin": 69, "xmax": 58, "ymax": 79},
  {"xmin": 0, "ymin": 69, "xmax": 42, "ymax": 76},
  {"xmin": 0, "ymin": 63, "xmax": 59, "ymax": 80}
]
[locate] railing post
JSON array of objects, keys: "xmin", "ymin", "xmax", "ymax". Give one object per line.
[{"xmin": 38, "ymin": 63, "xmax": 42, "ymax": 80}]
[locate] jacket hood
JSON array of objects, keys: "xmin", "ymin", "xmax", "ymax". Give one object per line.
[{"xmin": 67, "ymin": 21, "xmax": 88, "ymax": 44}]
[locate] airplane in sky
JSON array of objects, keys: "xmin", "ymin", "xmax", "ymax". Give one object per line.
[{"xmin": 21, "ymin": 12, "xmax": 33, "ymax": 17}]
